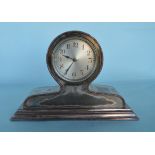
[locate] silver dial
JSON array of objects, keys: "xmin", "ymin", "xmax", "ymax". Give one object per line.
[{"xmin": 52, "ymin": 38, "xmax": 96, "ymax": 82}]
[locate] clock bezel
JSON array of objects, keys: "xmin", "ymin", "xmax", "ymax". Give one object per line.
[{"xmin": 47, "ymin": 31, "xmax": 103, "ymax": 86}]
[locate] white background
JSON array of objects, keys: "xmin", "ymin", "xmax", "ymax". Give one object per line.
[
  {"xmin": 0, "ymin": 0, "xmax": 155, "ymax": 22},
  {"xmin": 0, "ymin": 132, "xmax": 155, "ymax": 155},
  {"xmin": 0, "ymin": 0, "xmax": 155, "ymax": 154}
]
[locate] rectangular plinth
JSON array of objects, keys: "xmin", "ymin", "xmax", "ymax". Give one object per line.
[{"xmin": 11, "ymin": 105, "xmax": 138, "ymax": 121}]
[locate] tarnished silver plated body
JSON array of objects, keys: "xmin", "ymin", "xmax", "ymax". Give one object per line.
[
  {"xmin": 11, "ymin": 84, "xmax": 138, "ymax": 120},
  {"xmin": 11, "ymin": 31, "xmax": 138, "ymax": 121}
]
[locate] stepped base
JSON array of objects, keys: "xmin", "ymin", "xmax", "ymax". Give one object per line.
[
  {"xmin": 11, "ymin": 105, "xmax": 138, "ymax": 121},
  {"xmin": 11, "ymin": 85, "xmax": 138, "ymax": 121}
]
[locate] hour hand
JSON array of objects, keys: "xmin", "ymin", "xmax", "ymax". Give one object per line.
[{"xmin": 62, "ymin": 55, "xmax": 74, "ymax": 61}]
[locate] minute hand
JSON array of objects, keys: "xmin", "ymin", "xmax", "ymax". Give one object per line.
[{"xmin": 65, "ymin": 61, "xmax": 74, "ymax": 75}]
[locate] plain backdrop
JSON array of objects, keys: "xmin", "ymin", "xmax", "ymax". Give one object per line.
[{"xmin": 0, "ymin": 22, "xmax": 155, "ymax": 131}]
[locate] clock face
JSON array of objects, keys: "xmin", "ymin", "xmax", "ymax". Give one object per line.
[
  {"xmin": 47, "ymin": 31, "xmax": 103, "ymax": 85},
  {"xmin": 52, "ymin": 38, "xmax": 97, "ymax": 82}
]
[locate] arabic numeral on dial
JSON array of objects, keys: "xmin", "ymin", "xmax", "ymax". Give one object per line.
[
  {"xmin": 72, "ymin": 72, "xmax": 76, "ymax": 77},
  {"xmin": 87, "ymin": 50, "xmax": 91, "ymax": 56},
  {"xmin": 60, "ymin": 64, "xmax": 64, "ymax": 69},
  {"xmin": 67, "ymin": 44, "xmax": 70, "ymax": 49},
  {"xmin": 80, "ymin": 70, "xmax": 84, "ymax": 75},
  {"xmin": 87, "ymin": 65, "xmax": 89, "ymax": 70},
  {"xmin": 60, "ymin": 49, "xmax": 65, "ymax": 54},
  {"xmin": 88, "ymin": 58, "xmax": 93, "ymax": 63},
  {"xmin": 82, "ymin": 44, "xmax": 84, "ymax": 50},
  {"xmin": 73, "ymin": 42, "xmax": 78, "ymax": 48}
]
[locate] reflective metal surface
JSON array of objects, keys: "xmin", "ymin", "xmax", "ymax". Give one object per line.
[
  {"xmin": 11, "ymin": 84, "xmax": 138, "ymax": 120},
  {"xmin": 11, "ymin": 31, "xmax": 138, "ymax": 121}
]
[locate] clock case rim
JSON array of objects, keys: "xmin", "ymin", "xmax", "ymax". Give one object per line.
[{"xmin": 46, "ymin": 31, "xmax": 103, "ymax": 86}]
